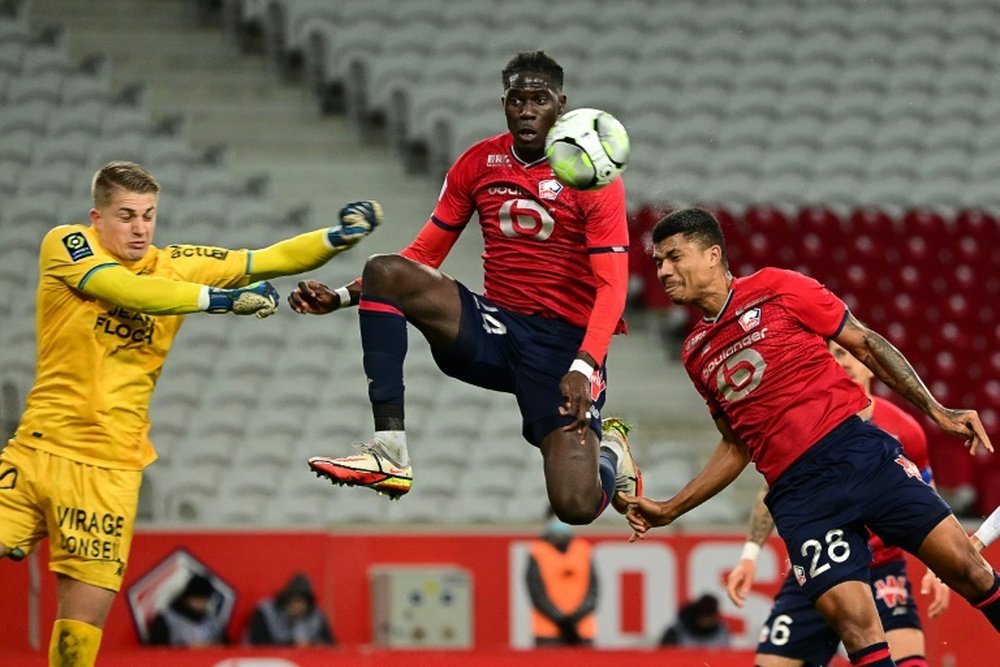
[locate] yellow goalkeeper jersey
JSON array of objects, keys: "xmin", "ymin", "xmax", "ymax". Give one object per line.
[{"xmin": 13, "ymin": 224, "xmax": 251, "ymax": 470}]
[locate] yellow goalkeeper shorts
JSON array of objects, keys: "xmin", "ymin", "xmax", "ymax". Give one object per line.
[{"xmin": 0, "ymin": 441, "xmax": 140, "ymax": 591}]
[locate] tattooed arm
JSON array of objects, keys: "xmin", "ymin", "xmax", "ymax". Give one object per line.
[
  {"xmin": 834, "ymin": 312, "xmax": 992, "ymax": 454},
  {"xmin": 747, "ymin": 486, "xmax": 775, "ymax": 546},
  {"xmin": 726, "ymin": 485, "xmax": 774, "ymax": 607}
]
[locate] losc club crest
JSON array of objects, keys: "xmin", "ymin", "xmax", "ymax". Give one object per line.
[
  {"xmin": 738, "ymin": 307, "xmax": 762, "ymax": 332},
  {"xmin": 125, "ymin": 548, "xmax": 236, "ymax": 643},
  {"xmin": 538, "ymin": 179, "xmax": 564, "ymax": 201}
]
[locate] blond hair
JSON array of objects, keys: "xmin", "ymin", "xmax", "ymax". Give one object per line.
[{"xmin": 91, "ymin": 161, "xmax": 160, "ymax": 208}]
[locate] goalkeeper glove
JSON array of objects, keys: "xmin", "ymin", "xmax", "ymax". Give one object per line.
[
  {"xmin": 326, "ymin": 200, "xmax": 383, "ymax": 250},
  {"xmin": 206, "ymin": 281, "xmax": 279, "ymax": 318}
]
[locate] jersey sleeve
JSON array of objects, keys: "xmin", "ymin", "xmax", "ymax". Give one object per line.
[
  {"xmin": 41, "ymin": 226, "xmax": 124, "ymax": 290},
  {"xmin": 776, "ymin": 270, "xmax": 849, "ymax": 338},
  {"xmin": 429, "ymin": 153, "xmax": 476, "ymax": 230},
  {"xmin": 581, "ymin": 177, "xmax": 629, "ymax": 249},
  {"xmin": 161, "ymin": 244, "xmax": 251, "ymax": 288}
]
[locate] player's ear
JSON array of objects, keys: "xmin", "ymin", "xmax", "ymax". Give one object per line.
[
  {"xmin": 557, "ymin": 93, "xmax": 567, "ymax": 114},
  {"xmin": 89, "ymin": 208, "xmax": 101, "ymax": 228}
]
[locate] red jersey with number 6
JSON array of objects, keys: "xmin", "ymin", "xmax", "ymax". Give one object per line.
[
  {"xmin": 681, "ymin": 268, "xmax": 870, "ymax": 485},
  {"xmin": 420, "ymin": 132, "xmax": 628, "ymax": 333}
]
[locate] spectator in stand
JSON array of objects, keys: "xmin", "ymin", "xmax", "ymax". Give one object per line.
[
  {"xmin": 146, "ymin": 574, "xmax": 228, "ymax": 647},
  {"xmin": 245, "ymin": 572, "xmax": 335, "ymax": 647},
  {"xmin": 660, "ymin": 593, "xmax": 731, "ymax": 648}
]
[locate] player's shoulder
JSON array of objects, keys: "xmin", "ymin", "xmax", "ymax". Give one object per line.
[
  {"xmin": 40, "ymin": 224, "xmax": 98, "ymax": 262},
  {"xmin": 744, "ymin": 267, "xmax": 826, "ymax": 295},
  {"xmin": 453, "ymin": 133, "xmax": 510, "ymax": 169},
  {"xmin": 42, "ymin": 223, "xmax": 88, "ymax": 244}
]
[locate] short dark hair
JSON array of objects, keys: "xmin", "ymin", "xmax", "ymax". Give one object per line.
[
  {"xmin": 501, "ymin": 50, "xmax": 564, "ymax": 90},
  {"xmin": 651, "ymin": 208, "xmax": 728, "ymax": 267},
  {"xmin": 91, "ymin": 161, "xmax": 159, "ymax": 208}
]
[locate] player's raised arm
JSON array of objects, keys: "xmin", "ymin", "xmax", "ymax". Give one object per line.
[
  {"xmin": 834, "ymin": 313, "xmax": 993, "ymax": 454},
  {"xmin": 42, "ymin": 226, "xmax": 280, "ymax": 318},
  {"xmin": 247, "ymin": 200, "xmax": 382, "ymax": 281}
]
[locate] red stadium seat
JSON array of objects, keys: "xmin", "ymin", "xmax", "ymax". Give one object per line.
[
  {"xmin": 895, "ymin": 264, "xmax": 922, "ymax": 294},
  {"xmin": 843, "ymin": 263, "xmax": 869, "ymax": 292},
  {"xmin": 955, "ymin": 208, "xmax": 999, "ymax": 241},
  {"xmin": 744, "ymin": 231, "xmax": 773, "ymax": 264},
  {"xmin": 795, "ymin": 206, "xmax": 843, "ymax": 240},
  {"xmin": 953, "ymin": 237, "xmax": 982, "ymax": 264},
  {"xmin": 903, "ymin": 235, "xmax": 932, "ymax": 262},
  {"xmin": 743, "ymin": 205, "xmax": 790, "ymax": 236},
  {"xmin": 949, "ymin": 263, "xmax": 977, "ymax": 293},
  {"xmin": 942, "ymin": 293, "xmax": 973, "ymax": 323},
  {"xmin": 901, "ymin": 208, "xmax": 949, "ymax": 244},
  {"xmin": 849, "ymin": 234, "xmax": 883, "ymax": 262},
  {"xmin": 846, "ymin": 208, "xmax": 896, "ymax": 238}
]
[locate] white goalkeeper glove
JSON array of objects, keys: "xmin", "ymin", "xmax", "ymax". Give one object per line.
[
  {"xmin": 205, "ymin": 281, "xmax": 279, "ymax": 318},
  {"xmin": 326, "ymin": 200, "xmax": 383, "ymax": 250}
]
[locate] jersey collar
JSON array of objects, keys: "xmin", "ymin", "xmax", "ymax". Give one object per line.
[
  {"xmin": 509, "ymin": 145, "xmax": 547, "ymax": 168},
  {"xmin": 703, "ymin": 277, "xmax": 738, "ymax": 323}
]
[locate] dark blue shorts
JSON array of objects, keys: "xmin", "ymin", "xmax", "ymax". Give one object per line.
[
  {"xmin": 757, "ymin": 571, "xmax": 841, "ymax": 665},
  {"xmin": 431, "ymin": 282, "xmax": 606, "ymax": 445},
  {"xmin": 758, "ymin": 560, "xmax": 921, "ymax": 663},
  {"xmin": 765, "ymin": 416, "xmax": 951, "ymax": 602}
]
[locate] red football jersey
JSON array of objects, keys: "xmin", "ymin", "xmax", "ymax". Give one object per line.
[
  {"xmin": 868, "ymin": 397, "xmax": 932, "ymax": 567},
  {"xmin": 415, "ymin": 133, "xmax": 628, "ymax": 347},
  {"xmin": 681, "ymin": 268, "xmax": 869, "ymax": 485}
]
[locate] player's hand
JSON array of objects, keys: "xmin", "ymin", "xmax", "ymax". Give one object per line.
[
  {"xmin": 559, "ymin": 359, "xmax": 596, "ymax": 444},
  {"xmin": 287, "ymin": 279, "xmax": 342, "ymax": 314},
  {"xmin": 726, "ymin": 559, "xmax": 757, "ymax": 608},
  {"xmin": 933, "ymin": 407, "xmax": 993, "ymax": 455},
  {"xmin": 327, "ymin": 200, "xmax": 383, "ymax": 249},
  {"xmin": 207, "ymin": 281, "xmax": 279, "ymax": 318},
  {"xmin": 619, "ymin": 494, "xmax": 672, "ymax": 543},
  {"xmin": 921, "ymin": 569, "xmax": 951, "ymax": 618}
]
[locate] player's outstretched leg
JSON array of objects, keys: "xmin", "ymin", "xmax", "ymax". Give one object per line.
[
  {"xmin": 602, "ymin": 417, "xmax": 643, "ymax": 514},
  {"xmin": 308, "ymin": 440, "xmax": 413, "ymax": 499}
]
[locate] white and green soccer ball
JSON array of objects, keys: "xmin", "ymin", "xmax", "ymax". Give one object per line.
[{"xmin": 544, "ymin": 107, "xmax": 630, "ymax": 190}]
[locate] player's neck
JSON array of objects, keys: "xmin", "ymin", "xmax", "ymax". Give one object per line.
[{"xmin": 696, "ymin": 273, "xmax": 734, "ymax": 320}]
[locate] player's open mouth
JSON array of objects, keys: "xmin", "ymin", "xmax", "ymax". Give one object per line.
[{"xmin": 517, "ymin": 127, "xmax": 538, "ymax": 139}]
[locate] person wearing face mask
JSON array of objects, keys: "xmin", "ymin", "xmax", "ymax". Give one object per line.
[{"xmin": 525, "ymin": 505, "xmax": 599, "ymax": 647}]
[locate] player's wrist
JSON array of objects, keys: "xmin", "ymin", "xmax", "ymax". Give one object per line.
[
  {"xmin": 569, "ymin": 358, "xmax": 594, "ymax": 378},
  {"xmin": 204, "ymin": 286, "xmax": 232, "ymax": 313},
  {"xmin": 740, "ymin": 541, "xmax": 761, "ymax": 563},
  {"xmin": 333, "ymin": 285, "xmax": 351, "ymax": 308}
]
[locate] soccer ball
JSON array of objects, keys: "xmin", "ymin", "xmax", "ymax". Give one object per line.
[{"xmin": 544, "ymin": 107, "xmax": 630, "ymax": 190}]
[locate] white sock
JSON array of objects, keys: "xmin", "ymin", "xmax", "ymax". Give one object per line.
[{"xmin": 374, "ymin": 430, "xmax": 409, "ymax": 466}]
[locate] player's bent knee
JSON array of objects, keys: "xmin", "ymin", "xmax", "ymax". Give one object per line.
[
  {"xmin": 550, "ymin": 496, "xmax": 597, "ymax": 526},
  {"xmin": 362, "ymin": 253, "xmax": 417, "ymax": 291}
]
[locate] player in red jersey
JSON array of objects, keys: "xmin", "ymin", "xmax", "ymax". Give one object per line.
[
  {"xmin": 622, "ymin": 208, "xmax": 999, "ymax": 667},
  {"xmin": 727, "ymin": 341, "xmax": 950, "ymax": 667},
  {"xmin": 288, "ymin": 51, "xmax": 640, "ymax": 523}
]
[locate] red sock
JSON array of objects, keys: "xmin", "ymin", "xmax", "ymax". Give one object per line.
[{"xmin": 849, "ymin": 642, "xmax": 894, "ymax": 666}]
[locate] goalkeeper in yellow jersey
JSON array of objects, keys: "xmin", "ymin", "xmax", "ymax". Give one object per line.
[{"xmin": 0, "ymin": 161, "xmax": 382, "ymax": 667}]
